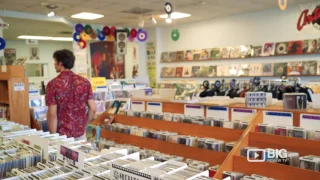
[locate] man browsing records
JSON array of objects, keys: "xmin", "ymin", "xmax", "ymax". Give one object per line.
[{"xmin": 46, "ymin": 49, "xmax": 96, "ymax": 140}]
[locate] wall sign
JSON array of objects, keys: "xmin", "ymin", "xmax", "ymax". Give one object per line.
[{"xmin": 297, "ymin": 3, "xmax": 320, "ymax": 32}]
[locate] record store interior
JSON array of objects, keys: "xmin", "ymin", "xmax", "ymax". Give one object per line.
[{"xmin": 1, "ymin": 0, "xmax": 320, "ymax": 179}]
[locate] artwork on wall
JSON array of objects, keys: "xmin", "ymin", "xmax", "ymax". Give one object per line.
[
  {"xmin": 4, "ymin": 48, "xmax": 16, "ymax": 65},
  {"xmin": 90, "ymin": 41, "xmax": 125, "ymax": 80},
  {"xmin": 29, "ymin": 47, "xmax": 40, "ymax": 60}
]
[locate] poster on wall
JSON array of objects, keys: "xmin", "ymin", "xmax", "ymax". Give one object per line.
[
  {"xmin": 146, "ymin": 42, "xmax": 156, "ymax": 87},
  {"xmin": 297, "ymin": 3, "xmax": 320, "ymax": 34},
  {"xmin": 29, "ymin": 47, "xmax": 40, "ymax": 60},
  {"xmin": 90, "ymin": 41, "xmax": 125, "ymax": 80},
  {"xmin": 4, "ymin": 48, "xmax": 16, "ymax": 65}
]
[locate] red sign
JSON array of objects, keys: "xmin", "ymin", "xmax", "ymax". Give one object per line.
[{"xmin": 297, "ymin": 5, "xmax": 320, "ymax": 31}]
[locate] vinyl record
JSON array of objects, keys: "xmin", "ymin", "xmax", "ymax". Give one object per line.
[
  {"xmin": 276, "ymin": 43, "xmax": 288, "ymax": 55},
  {"xmin": 164, "ymin": 2, "xmax": 173, "ymax": 14},
  {"xmin": 73, "ymin": 32, "xmax": 81, "ymax": 42},
  {"xmin": 97, "ymin": 30, "xmax": 106, "ymax": 41},
  {"xmin": 78, "ymin": 39, "xmax": 86, "ymax": 49},
  {"xmin": 128, "ymin": 35, "xmax": 135, "ymax": 42},
  {"xmin": 137, "ymin": 30, "xmax": 148, "ymax": 42},
  {"xmin": 130, "ymin": 28, "xmax": 137, "ymax": 38},
  {"xmin": 0, "ymin": 37, "xmax": 6, "ymax": 50},
  {"xmin": 84, "ymin": 24, "xmax": 93, "ymax": 35},
  {"xmin": 110, "ymin": 26, "xmax": 116, "ymax": 36},
  {"xmin": 171, "ymin": 29, "xmax": 180, "ymax": 41},
  {"xmin": 75, "ymin": 24, "xmax": 84, "ymax": 33},
  {"xmin": 103, "ymin": 26, "xmax": 110, "ymax": 36}
]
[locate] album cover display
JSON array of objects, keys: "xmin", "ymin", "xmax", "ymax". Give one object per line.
[
  {"xmin": 221, "ymin": 47, "xmax": 231, "ymax": 58},
  {"xmin": 302, "ymin": 39, "xmax": 320, "ymax": 54},
  {"xmin": 217, "ymin": 66, "xmax": 229, "ymax": 77},
  {"xmin": 241, "ymin": 45, "xmax": 252, "ymax": 58},
  {"xmin": 229, "ymin": 64, "xmax": 239, "ymax": 76},
  {"xmin": 262, "ymin": 63, "xmax": 274, "ymax": 76},
  {"xmin": 275, "ymin": 42, "xmax": 289, "ymax": 55},
  {"xmin": 287, "ymin": 62, "xmax": 302, "ymax": 76},
  {"xmin": 191, "ymin": 66, "xmax": 201, "ymax": 77},
  {"xmin": 302, "ymin": 61, "xmax": 317, "ymax": 75},
  {"xmin": 210, "ymin": 48, "xmax": 221, "ymax": 59},
  {"xmin": 249, "ymin": 64, "xmax": 263, "ymax": 76},
  {"xmin": 252, "ymin": 46, "xmax": 262, "ymax": 57},
  {"xmin": 160, "ymin": 52, "xmax": 169, "ymax": 62},
  {"xmin": 176, "ymin": 51, "xmax": 184, "ymax": 61},
  {"xmin": 169, "ymin": 52, "xmax": 177, "ymax": 62},
  {"xmin": 208, "ymin": 66, "xmax": 217, "ymax": 77},
  {"xmin": 199, "ymin": 66, "xmax": 209, "ymax": 77},
  {"xmin": 174, "ymin": 86, "xmax": 196, "ymax": 101},
  {"xmin": 273, "ymin": 63, "xmax": 287, "ymax": 76},
  {"xmin": 238, "ymin": 64, "xmax": 249, "ymax": 76},
  {"xmin": 175, "ymin": 67, "xmax": 183, "ymax": 77},
  {"xmin": 288, "ymin": 41, "xmax": 303, "ymax": 54},
  {"xmin": 230, "ymin": 46, "xmax": 241, "ymax": 58},
  {"xmin": 200, "ymin": 49, "xmax": 210, "ymax": 60},
  {"xmin": 262, "ymin": 43, "xmax": 275, "ymax": 56},
  {"xmin": 193, "ymin": 50, "xmax": 201, "ymax": 61},
  {"xmin": 161, "ymin": 67, "xmax": 176, "ymax": 77},
  {"xmin": 185, "ymin": 50, "xmax": 193, "ymax": 61}
]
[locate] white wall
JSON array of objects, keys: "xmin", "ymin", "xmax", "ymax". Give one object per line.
[
  {"xmin": 157, "ymin": 4, "xmax": 320, "ymax": 84},
  {"xmin": 5, "ymin": 40, "xmax": 72, "ymax": 83}
]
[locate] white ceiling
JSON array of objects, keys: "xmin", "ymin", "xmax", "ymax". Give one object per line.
[{"xmin": 0, "ymin": 0, "xmax": 316, "ymax": 40}]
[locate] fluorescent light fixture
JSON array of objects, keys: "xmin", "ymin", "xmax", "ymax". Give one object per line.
[
  {"xmin": 71, "ymin": 12, "xmax": 104, "ymax": 20},
  {"xmin": 47, "ymin": 11, "xmax": 55, "ymax": 17},
  {"xmin": 160, "ymin": 12, "xmax": 191, "ymax": 19},
  {"xmin": 166, "ymin": 18, "xmax": 172, "ymax": 23},
  {"xmin": 18, "ymin": 35, "xmax": 73, "ymax": 41}
]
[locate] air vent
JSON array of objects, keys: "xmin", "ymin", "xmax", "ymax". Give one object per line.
[{"xmin": 122, "ymin": 7, "xmax": 154, "ymax": 14}]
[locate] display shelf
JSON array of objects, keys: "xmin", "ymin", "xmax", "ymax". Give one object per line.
[
  {"xmin": 109, "ymin": 114, "xmax": 244, "ymax": 142},
  {"xmin": 100, "ymin": 129, "xmax": 228, "ymax": 166},
  {"xmin": 160, "ymin": 53, "xmax": 320, "ymax": 64},
  {"xmin": 232, "ymin": 156, "xmax": 320, "ymax": 180},
  {"xmin": 160, "ymin": 75, "xmax": 320, "ymax": 78},
  {"xmin": 0, "ymin": 66, "xmax": 30, "ymax": 126},
  {"xmin": 249, "ymin": 132, "xmax": 320, "ymax": 157}
]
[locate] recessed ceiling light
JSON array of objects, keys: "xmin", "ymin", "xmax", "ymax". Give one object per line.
[
  {"xmin": 18, "ymin": 35, "xmax": 73, "ymax": 41},
  {"xmin": 160, "ymin": 12, "xmax": 191, "ymax": 19},
  {"xmin": 71, "ymin": 12, "xmax": 104, "ymax": 20}
]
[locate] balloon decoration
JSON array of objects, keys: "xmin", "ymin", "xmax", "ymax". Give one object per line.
[
  {"xmin": 0, "ymin": 37, "xmax": 6, "ymax": 50},
  {"xmin": 73, "ymin": 24, "xmax": 148, "ymax": 49},
  {"xmin": 171, "ymin": 29, "xmax": 180, "ymax": 41}
]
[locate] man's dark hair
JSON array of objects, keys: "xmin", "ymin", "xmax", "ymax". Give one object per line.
[{"xmin": 53, "ymin": 49, "xmax": 75, "ymax": 69}]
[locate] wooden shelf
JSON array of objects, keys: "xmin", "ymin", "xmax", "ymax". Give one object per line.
[
  {"xmin": 249, "ymin": 132, "xmax": 320, "ymax": 157},
  {"xmin": 111, "ymin": 114, "xmax": 243, "ymax": 142},
  {"xmin": 233, "ymin": 156, "xmax": 320, "ymax": 180},
  {"xmin": 0, "ymin": 100, "xmax": 9, "ymax": 104},
  {"xmin": 160, "ymin": 53, "xmax": 320, "ymax": 64},
  {"xmin": 101, "ymin": 130, "xmax": 228, "ymax": 166}
]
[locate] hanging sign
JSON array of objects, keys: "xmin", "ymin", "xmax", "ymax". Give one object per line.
[{"xmin": 297, "ymin": 3, "xmax": 320, "ymax": 33}]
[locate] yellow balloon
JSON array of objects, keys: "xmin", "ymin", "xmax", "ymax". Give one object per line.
[
  {"xmin": 80, "ymin": 31, "xmax": 90, "ymax": 41},
  {"xmin": 106, "ymin": 35, "xmax": 115, "ymax": 42}
]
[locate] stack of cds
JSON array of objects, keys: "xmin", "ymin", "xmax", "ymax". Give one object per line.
[{"xmin": 104, "ymin": 123, "xmax": 227, "ymax": 152}]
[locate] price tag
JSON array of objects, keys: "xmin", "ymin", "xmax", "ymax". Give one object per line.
[
  {"xmin": 131, "ymin": 101, "xmax": 145, "ymax": 112},
  {"xmin": 184, "ymin": 104, "xmax": 204, "ymax": 117},
  {"xmin": 14, "ymin": 83, "xmax": 24, "ymax": 91},
  {"xmin": 206, "ymin": 106, "xmax": 229, "ymax": 121},
  {"xmin": 232, "ymin": 108, "xmax": 257, "ymax": 122},
  {"xmin": 300, "ymin": 114, "xmax": 320, "ymax": 130},
  {"xmin": 147, "ymin": 102, "xmax": 162, "ymax": 113},
  {"xmin": 263, "ymin": 111, "xmax": 293, "ymax": 126}
]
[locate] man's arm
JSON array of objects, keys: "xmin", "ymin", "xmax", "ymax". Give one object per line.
[
  {"xmin": 87, "ymin": 99, "xmax": 96, "ymax": 123},
  {"xmin": 47, "ymin": 105, "xmax": 58, "ymax": 133}
]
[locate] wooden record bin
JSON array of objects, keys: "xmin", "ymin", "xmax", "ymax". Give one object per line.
[
  {"xmin": 214, "ymin": 111, "xmax": 320, "ymax": 180},
  {"xmin": 0, "ymin": 65, "xmax": 30, "ymax": 126}
]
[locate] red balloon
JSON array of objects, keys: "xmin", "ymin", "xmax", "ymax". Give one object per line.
[
  {"xmin": 110, "ymin": 26, "xmax": 116, "ymax": 36},
  {"xmin": 130, "ymin": 28, "xmax": 137, "ymax": 38},
  {"xmin": 79, "ymin": 39, "xmax": 87, "ymax": 49},
  {"xmin": 102, "ymin": 26, "xmax": 110, "ymax": 36}
]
